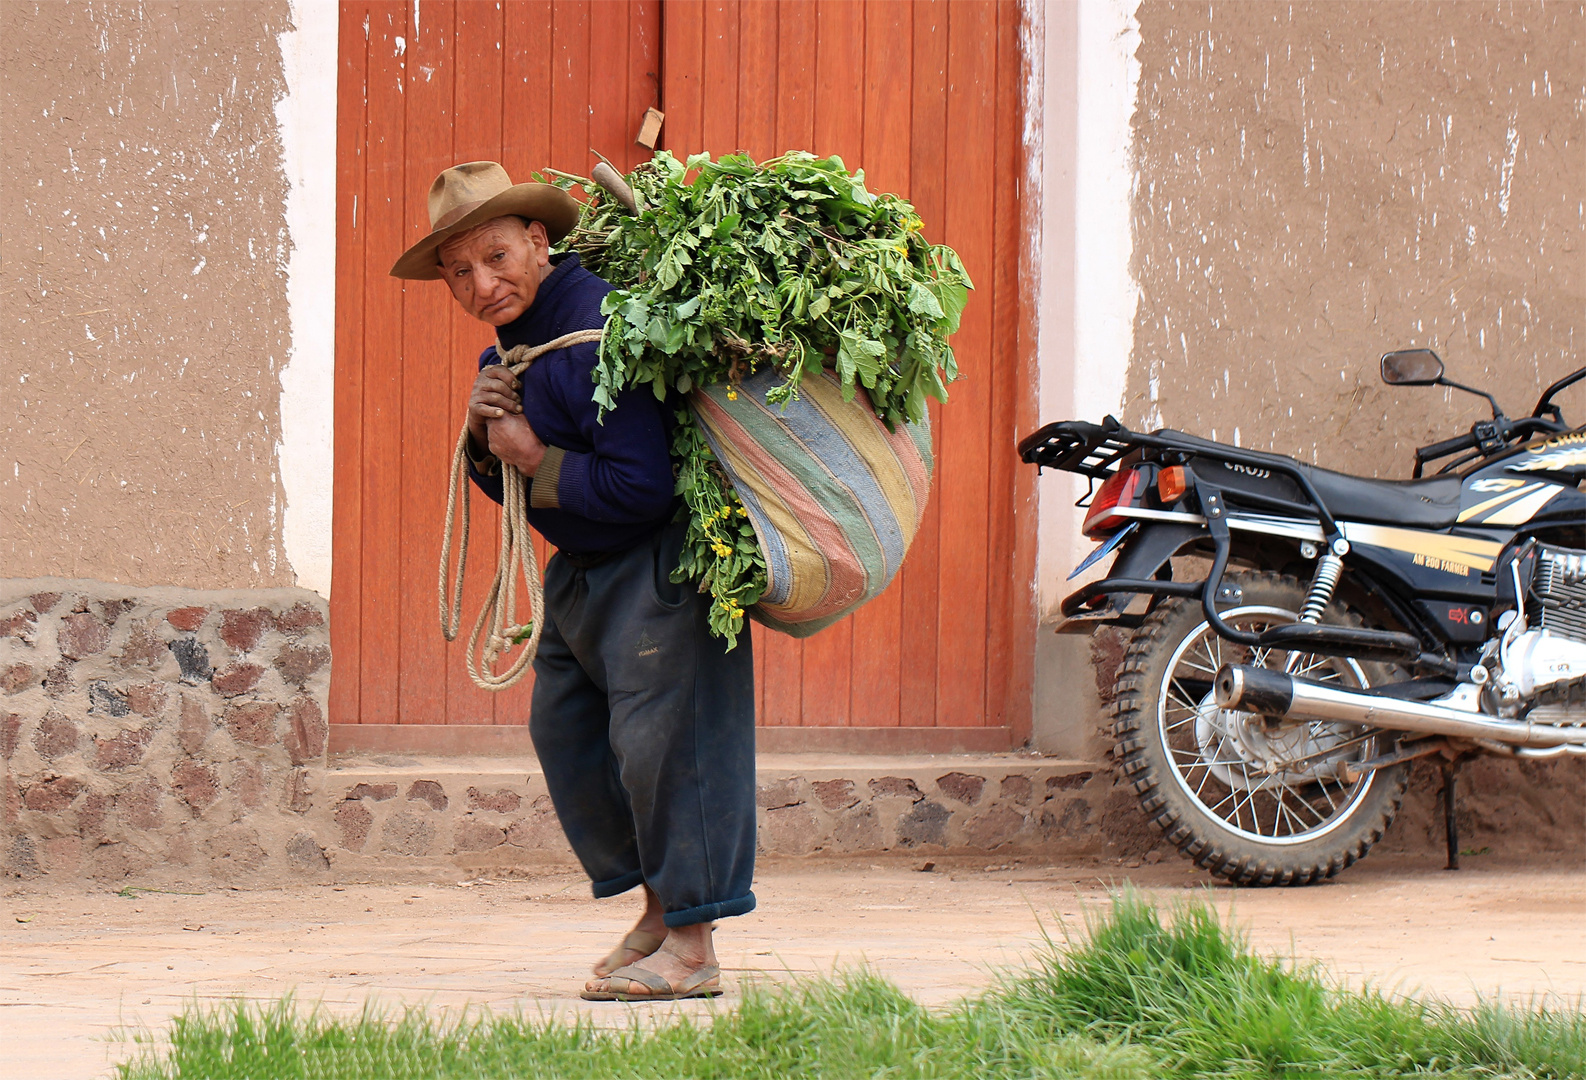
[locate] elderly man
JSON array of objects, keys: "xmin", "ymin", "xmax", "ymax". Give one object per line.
[{"xmin": 391, "ymin": 161, "xmax": 757, "ymax": 1001}]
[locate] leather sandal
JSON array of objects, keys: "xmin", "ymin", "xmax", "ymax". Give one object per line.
[
  {"xmin": 593, "ymin": 930, "xmax": 665, "ymax": 977},
  {"xmin": 580, "ymin": 962, "xmax": 723, "ymax": 1002}
]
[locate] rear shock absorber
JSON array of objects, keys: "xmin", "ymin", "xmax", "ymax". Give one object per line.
[{"xmin": 1298, "ymin": 553, "xmax": 1344, "ymax": 624}]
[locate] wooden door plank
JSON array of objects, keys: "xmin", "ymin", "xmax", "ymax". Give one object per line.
[
  {"xmin": 397, "ymin": 0, "xmax": 458, "ymax": 724},
  {"xmin": 773, "ymin": 0, "xmax": 816, "ymax": 156},
  {"xmin": 846, "ymin": 0, "xmax": 914, "ymax": 730},
  {"xmin": 798, "ymin": 0, "xmax": 866, "ymax": 728},
  {"xmin": 447, "ymin": 0, "xmax": 510, "ymax": 724},
  {"xmin": 985, "ymin": 0, "xmax": 1029, "ymax": 741},
  {"xmin": 332, "ymin": 1, "xmax": 372, "ymax": 725},
  {"xmin": 502, "ymin": 2, "xmax": 553, "ymax": 180},
  {"xmin": 935, "ymin": 0, "xmax": 996, "ymax": 727},
  {"xmin": 358, "ymin": 0, "xmax": 411, "ymax": 725},
  {"xmin": 550, "ymin": 0, "xmax": 592, "ymax": 174},
  {"xmin": 624, "ymin": 0, "xmax": 661, "ymax": 170},
  {"xmin": 736, "ymin": 0, "xmax": 777, "ymax": 160},
  {"xmin": 660, "ymin": 0, "xmax": 704, "ymax": 153},
  {"xmin": 589, "ymin": 0, "xmax": 632, "ymax": 168},
  {"xmin": 899, "ymin": 0, "xmax": 948, "ymax": 727},
  {"xmin": 699, "ymin": 1, "xmax": 740, "ymax": 157}
]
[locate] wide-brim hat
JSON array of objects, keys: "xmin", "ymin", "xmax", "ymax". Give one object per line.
[{"xmin": 389, "ymin": 160, "xmax": 580, "ymax": 280}]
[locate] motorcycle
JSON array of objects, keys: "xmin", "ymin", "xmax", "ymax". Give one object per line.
[{"xmin": 1019, "ymin": 351, "xmax": 1586, "ymax": 885}]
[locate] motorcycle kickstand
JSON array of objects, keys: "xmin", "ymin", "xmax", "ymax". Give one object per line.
[{"xmin": 1439, "ymin": 759, "xmax": 1463, "ymax": 871}]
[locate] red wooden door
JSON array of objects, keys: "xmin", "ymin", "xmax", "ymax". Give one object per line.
[{"xmin": 332, "ymin": 1, "xmax": 1036, "ymax": 751}]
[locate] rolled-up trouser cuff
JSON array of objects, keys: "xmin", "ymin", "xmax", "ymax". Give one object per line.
[
  {"xmin": 591, "ymin": 868, "xmax": 646, "ymax": 900},
  {"xmin": 663, "ymin": 891, "xmax": 757, "ymax": 928}
]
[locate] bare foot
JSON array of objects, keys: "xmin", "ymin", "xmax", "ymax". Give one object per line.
[
  {"xmin": 584, "ymin": 920, "xmax": 718, "ymax": 998},
  {"xmin": 591, "ymin": 885, "xmax": 668, "ymax": 978}
]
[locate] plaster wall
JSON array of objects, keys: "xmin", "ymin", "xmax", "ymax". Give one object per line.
[
  {"xmin": 1124, "ymin": 0, "xmax": 1585, "ymax": 462},
  {"xmin": 1, "ymin": 1, "xmax": 337, "ymax": 594}
]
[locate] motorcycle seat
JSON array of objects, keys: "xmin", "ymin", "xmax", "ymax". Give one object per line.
[{"xmin": 1160, "ymin": 430, "xmax": 1464, "ymax": 528}]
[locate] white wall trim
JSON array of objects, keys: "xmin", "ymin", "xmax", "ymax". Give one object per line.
[
  {"xmin": 1035, "ymin": 0, "xmax": 1142, "ymax": 619},
  {"xmin": 275, "ymin": 0, "xmax": 339, "ymax": 597}
]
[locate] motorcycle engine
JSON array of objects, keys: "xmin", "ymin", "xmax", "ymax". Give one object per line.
[{"xmin": 1490, "ymin": 545, "xmax": 1586, "ymax": 721}]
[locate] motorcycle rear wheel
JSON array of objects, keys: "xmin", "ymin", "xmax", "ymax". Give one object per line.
[{"xmin": 1112, "ymin": 573, "xmax": 1409, "ymax": 886}]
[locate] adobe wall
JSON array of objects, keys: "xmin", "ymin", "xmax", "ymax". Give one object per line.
[
  {"xmin": 0, "ymin": 1, "xmax": 297, "ymax": 589},
  {"xmin": 1123, "ymin": 0, "xmax": 1585, "ymax": 463}
]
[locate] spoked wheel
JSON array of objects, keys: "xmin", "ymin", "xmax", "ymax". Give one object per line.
[{"xmin": 1113, "ymin": 573, "xmax": 1408, "ymax": 885}]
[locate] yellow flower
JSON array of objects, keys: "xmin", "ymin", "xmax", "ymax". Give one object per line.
[
  {"xmin": 726, "ymin": 388, "xmax": 739, "ymax": 401},
  {"xmin": 893, "ymin": 244, "xmax": 907, "ymax": 256},
  {"xmin": 736, "ymin": 506, "xmax": 749, "ymax": 518}
]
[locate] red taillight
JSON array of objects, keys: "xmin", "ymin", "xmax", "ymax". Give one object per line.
[{"xmin": 1083, "ymin": 468, "xmax": 1143, "ymax": 537}]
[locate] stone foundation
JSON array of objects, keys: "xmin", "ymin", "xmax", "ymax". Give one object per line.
[{"xmin": 1, "ymin": 578, "xmax": 331, "ymax": 883}]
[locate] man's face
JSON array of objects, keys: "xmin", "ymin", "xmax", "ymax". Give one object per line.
[{"xmin": 438, "ymin": 217, "xmax": 552, "ymax": 326}]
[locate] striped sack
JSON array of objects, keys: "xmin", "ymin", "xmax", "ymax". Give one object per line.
[{"xmin": 690, "ymin": 366, "xmax": 934, "ymax": 637}]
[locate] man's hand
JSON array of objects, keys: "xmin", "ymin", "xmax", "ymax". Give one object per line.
[
  {"xmin": 467, "ymin": 364, "xmax": 547, "ymax": 476},
  {"xmin": 468, "ymin": 364, "xmax": 523, "ymax": 445}
]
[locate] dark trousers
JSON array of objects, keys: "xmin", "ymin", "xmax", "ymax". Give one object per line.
[{"xmin": 529, "ymin": 518, "xmax": 757, "ymax": 927}]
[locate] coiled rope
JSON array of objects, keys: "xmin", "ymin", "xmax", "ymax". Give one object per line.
[{"xmin": 439, "ymin": 328, "xmax": 604, "ymax": 690}]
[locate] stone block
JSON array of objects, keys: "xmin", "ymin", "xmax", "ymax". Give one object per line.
[
  {"xmin": 206, "ymin": 825, "xmax": 266, "ymax": 872},
  {"xmin": 43, "ymin": 835, "xmax": 83, "ymax": 877},
  {"xmin": 8, "ymin": 835, "xmax": 43, "ymax": 879},
  {"xmin": 77, "ymin": 791, "xmax": 109, "ymax": 841},
  {"xmin": 896, "ymin": 800, "xmax": 950, "ymax": 848},
  {"xmin": 275, "ymin": 602, "xmax": 325, "ymax": 634},
  {"xmin": 224, "ymin": 702, "xmax": 279, "ymax": 747},
  {"xmin": 88, "ymin": 680, "xmax": 131, "ymax": 717},
  {"xmin": 1, "ymin": 713, "xmax": 20, "ymax": 759},
  {"xmin": 219, "ymin": 608, "xmax": 273, "ymax": 652},
  {"xmin": 455, "ymin": 820, "xmax": 506, "ymax": 852},
  {"xmin": 29, "ymin": 592, "xmax": 62, "ymax": 614},
  {"xmin": 381, "ymin": 810, "xmax": 436, "ymax": 856},
  {"xmin": 812, "ymin": 778, "xmax": 859, "ymax": 810},
  {"xmin": 212, "ymin": 663, "xmax": 264, "ymax": 698},
  {"xmin": 407, "ymin": 779, "xmax": 448, "ymax": 811},
  {"xmin": 935, "ymin": 772, "xmax": 986, "ymax": 805},
  {"xmin": 761, "ymin": 803, "xmax": 821, "ymax": 855},
  {"xmin": 286, "ymin": 831, "xmax": 330, "ymax": 872},
  {"xmin": 831, "ymin": 806, "xmax": 883, "ymax": 850},
  {"xmin": 282, "ymin": 697, "xmax": 326, "ymax": 765},
  {"xmin": 166, "ymin": 606, "xmax": 209, "ymax": 632},
  {"xmin": 124, "ymin": 682, "xmax": 169, "ymax": 717},
  {"xmin": 178, "ymin": 695, "xmax": 211, "ymax": 755},
  {"xmin": 169, "ymin": 638, "xmax": 213, "ymax": 682},
  {"xmin": 34, "ymin": 712, "xmax": 80, "ymax": 759},
  {"xmin": 999, "ymin": 774, "xmax": 1033, "ymax": 805},
  {"xmin": 232, "ymin": 760, "xmax": 265, "ymax": 809},
  {"xmin": 116, "ymin": 777, "xmax": 164, "ymax": 829},
  {"xmin": 117, "ymin": 618, "xmax": 167, "ymax": 669},
  {"xmin": 962, "ymin": 806, "xmax": 1027, "ymax": 849},
  {"xmin": 42, "ymin": 662, "xmax": 71, "ymax": 697},
  {"xmin": 347, "ymin": 782, "xmax": 397, "ymax": 801},
  {"xmin": 273, "ymin": 642, "xmax": 329, "ymax": 685},
  {"xmin": 94, "ymin": 725, "xmax": 155, "ymax": 770},
  {"xmin": 96, "ymin": 599, "xmax": 135, "ymax": 624},
  {"xmin": 467, "ymin": 786, "xmax": 522, "ymax": 813},
  {"xmin": 87, "ymin": 840, "xmax": 155, "ymax": 882},
  {"xmin": 869, "ymin": 776, "xmax": 924, "ymax": 801},
  {"xmin": 1046, "ymin": 771, "xmax": 1095, "ymax": 792},
  {"xmin": 1, "ymin": 663, "xmax": 33, "ymax": 694},
  {"xmin": 24, "ymin": 776, "xmax": 85, "ymax": 813},
  {"xmin": 756, "ymin": 777, "xmax": 804, "ymax": 810},
  {"xmin": 1, "ymin": 609, "xmax": 38, "ymax": 642},
  {"xmin": 59, "ymin": 611, "xmax": 110, "ymax": 658},
  {"xmin": 172, "ymin": 759, "xmax": 221, "ymax": 812},
  {"xmin": 285, "ymin": 769, "xmax": 314, "ymax": 813},
  {"xmin": 334, "ymin": 799, "xmax": 373, "ymax": 851}
]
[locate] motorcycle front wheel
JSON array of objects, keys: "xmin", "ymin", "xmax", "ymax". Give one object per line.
[{"xmin": 1112, "ymin": 573, "xmax": 1409, "ymax": 885}]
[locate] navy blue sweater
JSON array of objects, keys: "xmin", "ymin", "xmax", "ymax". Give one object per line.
[{"xmin": 467, "ymin": 254, "xmax": 675, "ymax": 555}]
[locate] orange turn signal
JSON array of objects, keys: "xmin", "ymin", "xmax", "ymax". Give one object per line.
[{"xmin": 1157, "ymin": 465, "xmax": 1188, "ymax": 504}]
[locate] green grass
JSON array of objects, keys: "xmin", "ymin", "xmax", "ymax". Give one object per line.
[{"xmin": 116, "ymin": 894, "xmax": 1585, "ymax": 1080}]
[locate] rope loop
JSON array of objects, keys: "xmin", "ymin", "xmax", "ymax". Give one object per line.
[{"xmin": 438, "ymin": 328, "xmax": 604, "ymax": 691}]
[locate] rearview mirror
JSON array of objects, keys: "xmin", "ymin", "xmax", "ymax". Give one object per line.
[{"xmin": 1381, "ymin": 349, "xmax": 1445, "ymax": 386}]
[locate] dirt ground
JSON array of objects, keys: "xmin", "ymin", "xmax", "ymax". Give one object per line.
[{"xmin": 4, "ymin": 851, "xmax": 1584, "ymax": 1080}]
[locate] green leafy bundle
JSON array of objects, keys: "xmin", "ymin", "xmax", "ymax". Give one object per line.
[{"xmin": 564, "ymin": 151, "xmax": 971, "ymax": 646}]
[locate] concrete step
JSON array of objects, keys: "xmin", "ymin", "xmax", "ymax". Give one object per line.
[{"xmin": 309, "ymin": 752, "xmax": 1116, "ymax": 880}]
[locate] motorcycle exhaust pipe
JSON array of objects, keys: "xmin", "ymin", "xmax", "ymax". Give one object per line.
[{"xmin": 1213, "ymin": 665, "xmax": 1586, "ymax": 749}]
